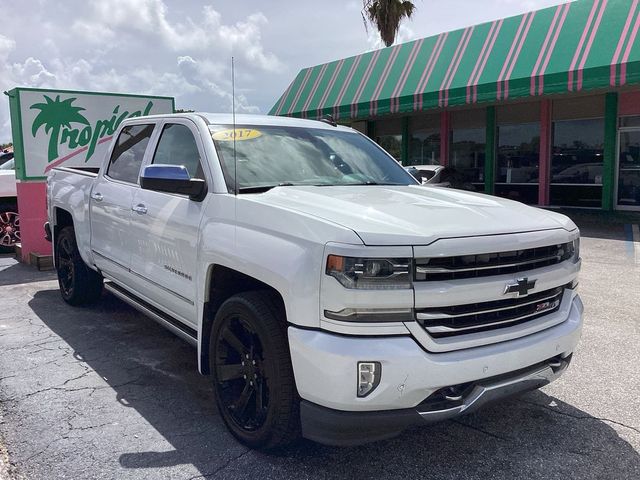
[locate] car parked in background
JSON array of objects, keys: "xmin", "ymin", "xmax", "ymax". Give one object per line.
[
  {"xmin": 0, "ymin": 151, "xmax": 14, "ymax": 168},
  {"xmin": 406, "ymin": 164, "xmax": 477, "ymax": 191},
  {"xmin": 0, "ymin": 158, "xmax": 19, "ymax": 252}
]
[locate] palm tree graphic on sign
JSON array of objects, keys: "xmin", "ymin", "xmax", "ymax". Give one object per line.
[{"xmin": 31, "ymin": 95, "xmax": 90, "ymax": 162}]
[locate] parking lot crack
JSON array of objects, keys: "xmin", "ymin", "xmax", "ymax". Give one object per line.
[
  {"xmin": 452, "ymin": 419, "xmax": 509, "ymax": 441},
  {"xmin": 520, "ymin": 399, "xmax": 640, "ymax": 435},
  {"xmin": 187, "ymin": 448, "xmax": 251, "ymax": 479}
]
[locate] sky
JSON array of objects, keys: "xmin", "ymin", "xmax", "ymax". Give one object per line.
[{"xmin": 0, "ymin": 0, "xmax": 571, "ymax": 143}]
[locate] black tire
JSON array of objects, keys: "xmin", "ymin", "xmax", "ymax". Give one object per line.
[
  {"xmin": 55, "ymin": 226, "xmax": 103, "ymax": 306},
  {"xmin": 210, "ymin": 291, "xmax": 300, "ymax": 450},
  {"xmin": 0, "ymin": 202, "xmax": 20, "ymax": 254}
]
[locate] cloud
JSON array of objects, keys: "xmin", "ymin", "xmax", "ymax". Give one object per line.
[{"xmin": 0, "ymin": 1, "xmax": 280, "ymax": 142}]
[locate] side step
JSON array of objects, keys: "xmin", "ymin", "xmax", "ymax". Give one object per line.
[{"xmin": 104, "ymin": 281, "xmax": 197, "ymax": 346}]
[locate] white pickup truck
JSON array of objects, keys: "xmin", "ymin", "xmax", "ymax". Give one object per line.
[{"xmin": 46, "ymin": 113, "xmax": 583, "ymax": 449}]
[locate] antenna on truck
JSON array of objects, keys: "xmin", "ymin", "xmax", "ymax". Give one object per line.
[{"xmin": 231, "ymin": 56, "xmax": 238, "ymax": 196}]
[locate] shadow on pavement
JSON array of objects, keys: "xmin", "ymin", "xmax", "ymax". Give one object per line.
[
  {"xmin": 0, "ymin": 258, "xmax": 56, "ymax": 286},
  {"xmin": 28, "ymin": 289, "xmax": 639, "ymax": 480}
]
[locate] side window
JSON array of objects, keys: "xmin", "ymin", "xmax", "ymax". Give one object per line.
[
  {"xmin": 152, "ymin": 124, "xmax": 204, "ymax": 179},
  {"xmin": 107, "ymin": 124, "xmax": 154, "ymax": 184}
]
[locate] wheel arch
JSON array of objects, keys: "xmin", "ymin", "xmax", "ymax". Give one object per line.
[{"xmin": 199, "ymin": 264, "xmax": 286, "ymax": 375}]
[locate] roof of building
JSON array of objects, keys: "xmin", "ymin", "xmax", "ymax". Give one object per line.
[{"xmin": 270, "ymin": 0, "xmax": 640, "ymax": 120}]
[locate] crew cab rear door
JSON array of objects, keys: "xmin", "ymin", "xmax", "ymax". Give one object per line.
[
  {"xmin": 90, "ymin": 123, "xmax": 156, "ymax": 279},
  {"xmin": 126, "ymin": 120, "xmax": 208, "ymax": 326}
]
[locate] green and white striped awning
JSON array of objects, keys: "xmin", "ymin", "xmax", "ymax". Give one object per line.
[{"xmin": 270, "ymin": 0, "xmax": 640, "ymax": 120}]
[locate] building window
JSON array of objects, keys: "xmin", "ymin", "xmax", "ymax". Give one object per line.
[
  {"xmin": 450, "ymin": 109, "xmax": 485, "ymax": 185},
  {"xmin": 549, "ymin": 95, "xmax": 604, "ymax": 208},
  {"xmin": 374, "ymin": 117, "xmax": 402, "ymax": 161},
  {"xmin": 549, "ymin": 119, "xmax": 604, "ymax": 207},
  {"xmin": 408, "ymin": 114, "xmax": 440, "ymax": 165},
  {"xmin": 618, "ymin": 126, "xmax": 640, "ymax": 207}
]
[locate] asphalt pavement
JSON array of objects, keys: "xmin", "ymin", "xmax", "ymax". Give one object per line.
[{"xmin": 0, "ymin": 214, "xmax": 639, "ymax": 480}]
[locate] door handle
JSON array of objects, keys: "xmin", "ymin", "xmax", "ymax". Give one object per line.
[
  {"xmin": 132, "ymin": 204, "xmax": 147, "ymax": 215},
  {"xmin": 91, "ymin": 192, "xmax": 103, "ymax": 202}
]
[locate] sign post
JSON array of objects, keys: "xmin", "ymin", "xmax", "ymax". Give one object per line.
[{"xmin": 7, "ymin": 87, "xmax": 175, "ymax": 262}]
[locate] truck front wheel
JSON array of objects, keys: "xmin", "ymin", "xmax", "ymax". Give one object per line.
[
  {"xmin": 55, "ymin": 226, "xmax": 103, "ymax": 306},
  {"xmin": 210, "ymin": 291, "xmax": 300, "ymax": 450}
]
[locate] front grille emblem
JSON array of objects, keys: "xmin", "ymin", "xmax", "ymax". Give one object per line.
[{"xmin": 504, "ymin": 277, "xmax": 536, "ymax": 297}]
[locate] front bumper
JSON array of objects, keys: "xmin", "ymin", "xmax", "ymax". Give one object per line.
[
  {"xmin": 288, "ymin": 294, "xmax": 583, "ymax": 445},
  {"xmin": 300, "ymin": 355, "xmax": 571, "ymax": 446}
]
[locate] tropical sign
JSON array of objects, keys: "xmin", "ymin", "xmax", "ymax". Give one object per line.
[{"xmin": 8, "ymin": 88, "xmax": 174, "ymax": 180}]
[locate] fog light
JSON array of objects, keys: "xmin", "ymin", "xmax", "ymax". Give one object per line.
[{"xmin": 357, "ymin": 361, "xmax": 381, "ymax": 398}]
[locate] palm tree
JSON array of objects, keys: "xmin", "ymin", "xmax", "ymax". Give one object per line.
[
  {"xmin": 362, "ymin": 0, "xmax": 416, "ymax": 47},
  {"xmin": 31, "ymin": 95, "xmax": 89, "ymax": 162}
]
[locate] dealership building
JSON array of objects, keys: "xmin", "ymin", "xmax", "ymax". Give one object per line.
[{"xmin": 270, "ymin": 0, "xmax": 640, "ymax": 211}]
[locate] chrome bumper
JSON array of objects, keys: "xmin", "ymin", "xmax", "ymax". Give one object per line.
[{"xmin": 300, "ymin": 355, "xmax": 571, "ymax": 446}]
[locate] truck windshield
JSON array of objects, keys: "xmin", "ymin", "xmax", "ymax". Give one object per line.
[{"xmin": 209, "ymin": 124, "xmax": 416, "ymax": 192}]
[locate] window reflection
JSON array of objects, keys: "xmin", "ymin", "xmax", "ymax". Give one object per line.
[
  {"xmin": 450, "ymin": 128, "xmax": 485, "ymax": 183},
  {"xmin": 495, "ymin": 122, "xmax": 540, "ymax": 204},
  {"xmin": 618, "ymin": 129, "xmax": 640, "ymax": 207}
]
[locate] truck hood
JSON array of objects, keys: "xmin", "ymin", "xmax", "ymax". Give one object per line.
[{"xmin": 252, "ymin": 185, "xmax": 576, "ymax": 245}]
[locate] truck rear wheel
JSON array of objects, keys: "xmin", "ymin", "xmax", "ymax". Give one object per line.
[
  {"xmin": 55, "ymin": 226, "xmax": 103, "ymax": 306},
  {"xmin": 210, "ymin": 291, "xmax": 300, "ymax": 450}
]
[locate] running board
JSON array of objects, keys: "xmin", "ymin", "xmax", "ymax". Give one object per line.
[{"xmin": 104, "ymin": 281, "xmax": 197, "ymax": 346}]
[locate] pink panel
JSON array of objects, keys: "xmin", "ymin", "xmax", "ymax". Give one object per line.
[
  {"xmin": 16, "ymin": 181, "xmax": 51, "ymax": 261},
  {"xmin": 538, "ymin": 100, "xmax": 551, "ymax": 206},
  {"xmin": 619, "ymin": 91, "xmax": 640, "ymax": 116}
]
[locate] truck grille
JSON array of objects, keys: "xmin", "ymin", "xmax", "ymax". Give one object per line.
[
  {"xmin": 414, "ymin": 242, "xmax": 574, "ymax": 282},
  {"xmin": 415, "ymin": 287, "xmax": 563, "ymax": 338}
]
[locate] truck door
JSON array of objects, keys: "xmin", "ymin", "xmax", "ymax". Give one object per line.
[
  {"xmin": 90, "ymin": 123, "xmax": 156, "ymax": 280},
  {"xmin": 127, "ymin": 121, "xmax": 207, "ymax": 325}
]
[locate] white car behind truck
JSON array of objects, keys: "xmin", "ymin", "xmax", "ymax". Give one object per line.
[{"xmin": 46, "ymin": 113, "xmax": 583, "ymax": 449}]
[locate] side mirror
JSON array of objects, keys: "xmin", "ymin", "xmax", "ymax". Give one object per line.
[{"xmin": 140, "ymin": 164, "xmax": 206, "ymax": 200}]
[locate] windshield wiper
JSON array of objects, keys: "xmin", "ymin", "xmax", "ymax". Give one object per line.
[{"xmin": 238, "ymin": 182, "xmax": 295, "ymax": 194}]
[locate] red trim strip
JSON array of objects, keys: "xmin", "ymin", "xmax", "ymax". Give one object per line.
[
  {"xmin": 390, "ymin": 38, "xmax": 424, "ymax": 113},
  {"xmin": 497, "ymin": 12, "xmax": 532, "ymax": 100},
  {"xmin": 610, "ymin": 0, "xmax": 638, "ymax": 86},
  {"xmin": 537, "ymin": 2, "xmax": 570, "ymax": 95},
  {"xmin": 333, "ymin": 56, "xmax": 362, "ymax": 119},
  {"xmin": 469, "ymin": 20, "xmax": 503, "ymax": 103},
  {"xmin": 286, "ymin": 68, "xmax": 313, "ymax": 116},
  {"xmin": 620, "ymin": 8, "xmax": 640, "ymax": 85},
  {"xmin": 530, "ymin": 3, "xmax": 565, "ymax": 95},
  {"xmin": 439, "ymin": 27, "xmax": 474, "ymax": 107},
  {"xmin": 413, "ymin": 32, "xmax": 448, "ymax": 111},
  {"xmin": 577, "ymin": 0, "xmax": 608, "ymax": 91},
  {"xmin": 301, "ymin": 63, "xmax": 329, "ymax": 118},
  {"xmin": 370, "ymin": 44, "xmax": 402, "ymax": 116},
  {"xmin": 504, "ymin": 11, "xmax": 535, "ymax": 99},
  {"xmin": 317, "ymin": 59, "xmax": 345, "ymax": 118},
  {"xmin": 44, "ymin": 136, "xmax": 113, "ymax": 173},
  {"xmin": 351, "ymin": 50, "xmax": 381, "ymax": 118},
  {"xmin": 568, "ymin": 0, "xmax": 601, "ymax": 91},
  {"xmin": 467, "ymin": 21, "xmax": 498, "ymax": 103}
]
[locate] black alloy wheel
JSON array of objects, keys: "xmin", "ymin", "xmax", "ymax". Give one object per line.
[
  {"xmin": 55, "ymin": 226, "xmax": 103, "ymax": 306},
  {"xmin": 210, "ymin": 291, "xmax": 300, "ymax": 449},
  {"xmin": 215, "ymin": 315, "xmax": 269, "ymax": 431}
]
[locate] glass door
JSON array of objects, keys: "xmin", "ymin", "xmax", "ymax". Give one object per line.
[{"xmin": 617, "ymin": 127, "xmax": 640, "ymax": 210}]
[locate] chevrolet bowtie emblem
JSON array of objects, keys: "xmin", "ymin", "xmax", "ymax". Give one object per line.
[{"xmin": 504, "ymin": 277, "xmax": 536, "ymax": 296}]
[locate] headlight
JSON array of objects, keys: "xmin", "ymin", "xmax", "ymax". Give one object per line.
[
  {"xmin": 326, "ymin": 255, "xmax": 411, "ymax": 289},
  {"xmin": 572, "ymin": 237, "xmax": 580, "ymax": 263}
]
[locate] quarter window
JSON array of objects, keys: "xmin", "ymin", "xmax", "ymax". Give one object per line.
[
  {"xmin": 152, "ymin": 124, "xmax": 204, "ymax": 179},
  {"xmin": 107, "ymin": 124, "xmax": 154, "ymax": 184}
]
